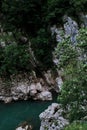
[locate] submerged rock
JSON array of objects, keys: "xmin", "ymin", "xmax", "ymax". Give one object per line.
[{"xmin": 39, "ymin": 103, "xmax": 69, "ymax": 130}]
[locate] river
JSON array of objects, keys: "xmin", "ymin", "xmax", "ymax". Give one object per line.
[{"xmin": 0, "ymin": 92, "xmax": 57, "ymax": 130}]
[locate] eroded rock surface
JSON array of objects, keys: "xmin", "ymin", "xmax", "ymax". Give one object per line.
[
  {"xmin": 39, "ymin": 103, "xmax": 69, "ymax": 130},
  {"xmin": 0, "ymin": 71, "xmax": 61, "ymax": 103}
]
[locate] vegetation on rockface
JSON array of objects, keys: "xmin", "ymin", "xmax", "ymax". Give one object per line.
[
  {"xmin": 0, "ymin": 32, "xmax": 32, "ymax": 77},
  {"xmin": 0, "ymin": 0, "xmax": 57, "ymax": 76},
  {"xmin": 43, "ymin": 0, "xmax": 87, "ymax": 25},
  {"xmin": 64, "ymin": 121, "xmax": 87, "ymax": 130},
  {"xmin": 55, "ymin": 28, "xmax": 87, "ymax": 122},
  {"xmin": 0, "ymin": 0, "xmax": 87, "ymax": 129},
  {"xmin": 1, "ymin": 0, "xmax": 87, "ymax": 30},
  {"xmin": 0, "ymin": 0, "xmax": 87, "ymax": 77},
  {"xmin": 1, "ymin": 0, "xmax": 45, "ymax": 34}
]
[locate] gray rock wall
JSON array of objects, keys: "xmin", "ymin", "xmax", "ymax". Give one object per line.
[{"xmin": 39, "ymin": 103, "xmax": 69, "ymax": 130}]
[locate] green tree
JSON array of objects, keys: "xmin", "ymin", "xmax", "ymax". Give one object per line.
[
  {"xmin": 1, "ymin": 0, "xmax": 45, "ymax": 35},
  {"xmin": 46, "ymin": 0, "xmax": 87, "ymax": 24},
  {"xmin": 31, "ymin": 28, "xmax": 56, "ymax": 69},
  {"xmin": 64, "ymin": 121, "xmax": 87, "ymax": 130}
]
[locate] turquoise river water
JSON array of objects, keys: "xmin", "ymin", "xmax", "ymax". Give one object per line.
[{"xmin": 0, "ymin": 93, "xmax": 57, "ymax": 130}]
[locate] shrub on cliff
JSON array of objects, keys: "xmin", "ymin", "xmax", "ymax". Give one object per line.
[
  {"xmin": 64, "ymin": 121, "xmax": 87, "ymax": 130},
  {"xmin": 0, "ymin": 44, "xmax": 32, "ymax": 76},
  {"xmin": 0, "ymin": 32, "xmax": 32, "ymax": 76}
]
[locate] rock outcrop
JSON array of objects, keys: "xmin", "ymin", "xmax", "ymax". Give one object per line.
[
  {"xmin": 0, "ymin": 71, "xmax": 61, "ymax": 103},
  {"xmin": 50, "ymin": 13, "xmax": 87, "ymax": 44},
  {"xmin": 0, "ymin": 82, "xmax": 52, "ymax": 103},
  {"xmin": 16, "ymin": 121, "xmax": 32, "ymax": 130},
  {"xmin": 51, "ymin": 16, "xmax": 78, "ymax": 44},
  {"xmin": 39, "ymin": 103, "xmax": 69, "ymax": 130}
]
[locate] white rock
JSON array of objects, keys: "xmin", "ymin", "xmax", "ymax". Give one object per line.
[
  {"xmin": 3, "ymin": 97, "xmax": 12, "ymax": 103},
  {"xmin": 39, "ymin": 103, "xmax": 69, "ymax": 130},
  {"xmin": 16, "ymin": 126, "xmax": 28, "ymax": 130},
  {"xmin": 29, "ymin": 83, "xmax": 36, "ymax": 91},
  {"xmin": 0, "ymin": 41, "xmax": 6, "ymax": 47},
  {"xmin": 38, "ymin": 91, "xmax": 52, "ymax": 101},
  {"xmin": 25, "ymin": 125, "xmax": 28, "ymax": 129},
  {"xmin": 53, "ymin": 58, "xmax": 59, "ymax": 65},
  {"xmin": 16, "ymin": 123, "xmax": 32, "ymax": 130},
  {"xmin": 12, "ymin": 96, "xmax": 19, "ymax": 101},
  {"xmin": 0, "ymin": 96, "xmax": 4, "ymax": 100},
  {"xmin": 17, "ymin": 84, "xmax": 28, "ymax": 94},
  {"xmin": 16, "ymin": 127, "xmax": 24, "ymax": 130},
  {"xmin": 15, "ymin": 83, "xmax": 30, "ymax": 95},
  {"xmin": 27, "ymin": 86, "xmax": 30, "ymax": 93},
  {"xmin": 44, "ymin": 70, "xmax": 52, "ymax": 85},
  {"xmin": 63, "ymin": 16, "xmax": 78, "ymax": 44},
  {"xmin": 36, "ymin": 82, "xmax": 43, "ymax": 91},
  {"xmin": 30, "ymin": 89, "xmax": 37, "ymax": 96},
  {"xmin": 55, "ymin": 77, "xmax": 63, "ymax": 91}
]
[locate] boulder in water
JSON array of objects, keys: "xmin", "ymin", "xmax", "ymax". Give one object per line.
[{"xmin": 16, "ymin": 121, "xmax": 32, "ymax": 130}]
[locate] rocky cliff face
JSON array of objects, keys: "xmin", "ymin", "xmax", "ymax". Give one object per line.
[
  {"xmin": 51, "ymin": 13, "xmax": 87, "ymax": 44},
  {"xmin": 0, "ymin": 71, "xmax": 62, "ymax": 103},
  {"xmin": 52, "ymin": 14, "xmax": 87, "ymax": 66},
  {"xmin": 39, "ymin": 103, "xmax": 69, "ymax": 130}
]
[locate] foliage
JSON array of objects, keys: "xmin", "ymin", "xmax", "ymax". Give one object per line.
[
  {"xmin": 55, "ymin": 28, "xmax": 87, "ymax": 122},
  {"xmin": 64, "ymin": 121, "xmax": 87, "ymax": 130},
  {"xmin": 0, "ymin": 32, "xmax": 32, "ymax": 76},
  {"xmin": 1, "ymin": 0, "xmax": 87, "ymax": 31},
  {"xmin": 54, "ymin": 37, "xmax": 78, "ymax": 69},
  {"xmin": 46, "ymin": 0, "xmax": 87, "ymax": 24},
  {"xmin": 0, "ymin": 0, "xmax": 87, "ymax": 76},
  {"xmin": 1, "ymin": 0, "xmax": 46, "ymax": 35},
  {"xmin": 77, "ymin": 28, "xmax": 87, "ymax": 54},
  {"xmin": 0, "ymin": 0, "xmax": 57, "ymax": 71},
  {"xmin": 31, "ymin": 28, "xmax": 56, "ymax": 69},
  {"xmin": 0, "ymin": 0, "xmax": 87, "ymax": 74}
]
